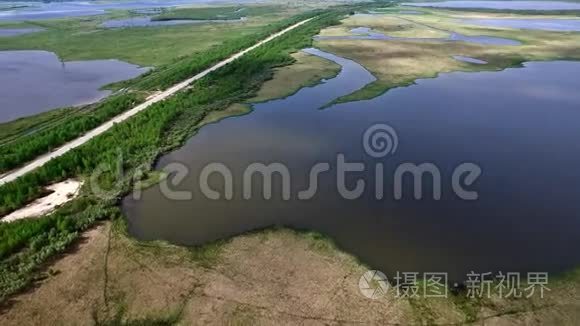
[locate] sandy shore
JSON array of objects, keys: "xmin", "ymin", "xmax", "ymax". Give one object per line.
[{"xmin": 1, "ymin": 179, "xmax": 83, "ymax": 222}]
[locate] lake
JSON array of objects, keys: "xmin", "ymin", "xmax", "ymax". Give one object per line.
[
  {"xmin": 0, "ymin": 27, "xmax": 44, "ymax": 37},
  {"xmin": 0, "ymin": 50, "xmax": 148, "ymax": 123},
  {"xmin": 123, "ymin": 48, "xmax": 580, "ymax": 281},
  {"xmin": 0, "ymin": 0, "xmax": 247, "ymax": 21},
  {"xmin": 403, "ymin": 1, "xmax": 580, "ymax": 11},
  {"xmin": 101, "ymin": 16, "xmax": 246, "ymax": 28},
  {"xmin": 464, "ymin": 18, "xmax": 580, "ymax": 32}
]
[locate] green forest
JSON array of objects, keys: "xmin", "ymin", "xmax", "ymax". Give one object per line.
[
  {"xmin": 0, "ymin": 10, "xmax": 322, "ymax": 175},
  {"xmin": 0, "ymin": 8, "xmax": 350, "ymax": 301},
  {"xmin": 151, "ymin": 6, "xmax": 279, "ymax": 21},
  {"xmin": 0, "ymin": 95, "xmax": 142, "ymax": 173}
]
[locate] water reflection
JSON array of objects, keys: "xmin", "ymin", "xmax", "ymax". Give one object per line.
[
  {"xmin": 0, "ymin": 0, "xmax": 246, "ymax": 21},
  {"xmin": 464, "ymin": 18, "xmax": 580, "ymax": 32},
  {"xmin": 101, "ymin": 16, "xmax": 245, "ymax": 28},
  {"xmin": 123, "ymin": 48, "xmax": 580, "ymax": 280},
  {"xmin": 0, "ymin": 50, "xmax": 148, "ymax": 123},
  {"xmin": 403, "ymin": 1, "xmax": 580, "ymax": 11},
  {"xmin": 0, "ymin": 27, "xmax": 44, "ymax": 37}
]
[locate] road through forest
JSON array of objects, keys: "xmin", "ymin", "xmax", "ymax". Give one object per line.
[{"xmin": 0, "ymin": 18, "xmax": 313, "ymax": 186}]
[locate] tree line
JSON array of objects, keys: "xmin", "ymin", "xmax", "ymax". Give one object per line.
[
  {"xmin": 0, "ymin": 5, "xmax": 372, "ymax": 301},
  {"xmin": 0, "ymin": 9, "xmax": 324, "ymax": 175}
]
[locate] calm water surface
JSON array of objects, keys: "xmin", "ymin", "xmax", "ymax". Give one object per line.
[
  {"xmin": 101, "ymin": 16, "xmax": 245, "ymax": 28},
  {"xmin": 123, "ymin": 48, "xmax": 580, "ymax": 280},
  {"xmin": 464, "ymin": 18, "xmax": 580, "ymax": 32},
  {"xmin": 0, "ymin": 27, "xmax": 43, "ymax": 36},
  {"xmin": 403, "ymin": 1, "xmax": 580, "ymax": 10},
  {"xmin": 0, "ymin": 0, "xmax": 244, "ymax": 21},
  {"xmin": 0, "ymin": 50, "xmax": 148, "ymax": 123}
]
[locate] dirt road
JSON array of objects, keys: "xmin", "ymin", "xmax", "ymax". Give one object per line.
[{"xmin": 0, "ymin": 18, "xmax": 313, "ymax": 186}]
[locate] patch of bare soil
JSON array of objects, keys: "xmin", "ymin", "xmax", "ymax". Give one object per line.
[
  {"xmin": 0, "ymin": 222, "xmax": 578, "ymax": 325},
  {"xmin": 1, "ymin": 179, "xmax": 82, "ymax": 222},
  {"xmin": 0, "ymin": 223, "xmax": 109, "ymax": 325}
]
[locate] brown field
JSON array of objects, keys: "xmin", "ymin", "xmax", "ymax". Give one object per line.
[
  {"xmin": 2, "ymin": 7, "xmax": 580, "ymax": 325},
  {"xmin": 1, "ymin": 221, "xmax": 578, "ymax": 325}
]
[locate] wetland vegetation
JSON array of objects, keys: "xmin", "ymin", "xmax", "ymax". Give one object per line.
[
  {"xmin": 0, "ymin": 6, "xmax": 349, "ymax": 304},
  {"xmin": 315, "ymin": 8, "xmax": 580, "ymax": 102},
  {"xmin": 0, "ymin": 5, "xmax": 309, "ymax": 174},
  {"xmin": 0, "ymin": 6, "xmax": 298, "ymax": 67},
  {"xmin": 151, "ymin": 5, "xmax": 277, "ymax": 21},
  {"xmin": 1, "ymin": 1, "xmax": 580, "ymax": 324},
  {"xmin": 404, "ymin": 1, "xmax": 580, "ymax": 11}
]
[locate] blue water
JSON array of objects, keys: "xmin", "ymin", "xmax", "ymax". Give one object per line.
[
  {"xmin": 100, "ymin": 16, "xmax": 245, "ymax": 28},
  {"xmin": 123, "ymin": 48, "xmax": 580, "ymax": 280},
  {"xmin": 0, "ymin": 0, "xmax": 246, "ymax": 21},
  {"xmin": 464, "ymin": 18, "xmax": 580, "ymax": 32},
  {"xmin": 0, "ymin": 50, "xmax": 148, "ymax": 122},
  {"xmin": 0, "ymin": 27, "xmax": 44, "ymax": 37},
  {"xmin": 403, "ymin": 1, "xmax": 580, "ymax": 11}
]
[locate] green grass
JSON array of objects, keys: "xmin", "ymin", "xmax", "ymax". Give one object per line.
[
  {"xmin": 0, "ymin": 11, "xmax": 285, "ymax": 67},
  {"xmin": 323, "ymin": 80, "xmax": 390, "ymax": 106},
  {"xmin": 551, "ymin": 265, "xmax": 580, "ymax": 285},
  {"xmin": 0, "ymin": 93, "xmax": 144, "ymax": 175},
  {"xmin": 0, "ymin": 7, "xmax": 309, "ymax": 175},
  {"xmin": 0, "ymin": 8, "xmax": 350, "ymax": 301},
  {"xmin": 0, "ymin": 21, "xmax": 33, "ymax": 28},
  {"xmin": 153, "ymin": 6, "xmax": 246, "ymax": 21},
  {"xmin": 249, "ymin": 51, "xmax": 341, "ymax": 103},
  {"xmin": 0, "ymin": 107, "xmax": 73, "ymax": 145},
  {"xmin": 152, "ymin": 5, "xmax": 283, "ymax": 21},
  {"xmin": 299, "ymin": 230, "xmax": 339, "ymax": 256},
  {"xmin": 132, "ymin": 170, "xmax": 168, "ymax": 192},
  {"xmin": 0, "ymin": 201, "xmax": 117, "ymax": 301},
  {"xmin": 449, "ymin": 291, "xmax": 484, "ymax": 322},
  {"xmin": 197, "ymin": 103, "xmax": 252, "ymax": 127},
  {"xmin": 187, "ymin": 240, "xmax": 228, "ymax": 269}
]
